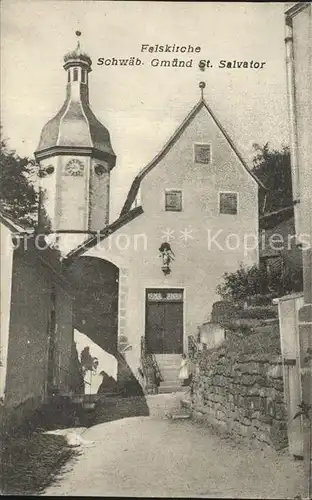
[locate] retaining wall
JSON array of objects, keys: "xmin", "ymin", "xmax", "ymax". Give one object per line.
[{"xmin": 191, "ymin": 348, "xmax": 288, "ymax": 450}]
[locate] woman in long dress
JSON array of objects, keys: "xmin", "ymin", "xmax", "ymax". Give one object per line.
[{"xmin": 178, "ymin": 354, "xmax": 189, "ymax": 387}]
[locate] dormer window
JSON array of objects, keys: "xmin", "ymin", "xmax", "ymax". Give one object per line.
[
  {"xmin": 194, "ymin": 143, "xmax": 211, "ymax": 164},
  {"xmin": 165, "ymin": 189, "xmax": 182, "ymax": 211},
  {"xmin": 73, "ymin": 68, "xmax": 78, "ymax": 81}
]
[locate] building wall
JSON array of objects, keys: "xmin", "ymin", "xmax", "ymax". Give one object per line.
[
  {"xmin": 291, "ymin": 5, "xmax": 312, "ymax": 240},
  {"xmin": 285, "ymin": 2, "xmax": 312, "ymax": 476},
  {"xmin": 39, "ymin": 156, "xmax": 58, "ymax": 229},
  {"xmin": 3, "ymin": 247, "xmax": 74, "ymax": 421},
  {"xmin": 54, "ymin": 284, "xmax": 74, "ymax": 394},
  {"xmin": 39, "ymin": 155, "xmax": 111, "ymax": 234},
  {"xmin": 89, "ymin": 159, "xmax": 110, "ymax": 230},
  {"xmin": 84, "ymin": 104, "xmax": 259, "ymax": 377},
  {"xmin": 260, "ymin": 216, "xmax": 303, "ymax": 272},
  {"xmin": 39, "ymin": 155, "xmax": 89, "ymax": 231},
  {"xmin": 4, "ymin": 250, "xmax": 52, "ymax": 411},
  {"xmin": 57, "ymin": 155, "xmax": 90, "ymax": 231},
  {"xmin": 0, "ymin": 223, "xmax": 14, "ymax": 401}
]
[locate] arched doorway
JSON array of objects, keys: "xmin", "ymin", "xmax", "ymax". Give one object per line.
[
  {"xmin": 66, "ymin": 256, "xmax": 119, "ymax": 354},
  {"xmin": 65, "ymin": 256, "xmax": 119, "ymax": 395},
  {"xmin": 65, "ymin": 255, "xmax": 144, "ymax": 398}
]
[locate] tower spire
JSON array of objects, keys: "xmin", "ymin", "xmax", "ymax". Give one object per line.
[{"xmin": 34, "ymin": 34, "xmax": 116, "ymax": 240}]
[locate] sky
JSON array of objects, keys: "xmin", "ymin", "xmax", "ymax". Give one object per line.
[{"xmin": 1, "ymin": 1, "xmax": 289, "ymax": 219}]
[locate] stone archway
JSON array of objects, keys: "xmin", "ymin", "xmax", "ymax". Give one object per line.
[
  {"xmin": 65, "ymin": 255, "xmax": 143, "ymax": 397},
  {"xmin": 65, "ymin": 256, "xmax": 119, "ymax": 395},
  {"xmin": 66, "ymin": 256, "xmax": 119, "ymax": 354}
]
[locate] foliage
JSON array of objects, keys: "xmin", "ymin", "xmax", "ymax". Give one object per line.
[
  {"xmin": 223, "ymin": 322, "xmax": 281, "ymax": 359},
  {"xmin": 216, "ymin": 263, "xmax": 303, "ymax": 304},
  {"xmin": 0, "ymin": 133, "xmax": 38, "ymax": 226},
  {"xmin": 268, "ymin": 264, "xmax": 303, "ymax": 295},
  {"xmin": 252, "ymin": 143, "xmax": 293, "ymax": 213},
  {"xmin": 234, "ymin": 305, "xmax": 277, "ymax": 320},
  {"xmin": 197, "ymin": 321, "xmax": 281, "ymax": 362},
  {"xmin": 216, "ymin": 264, "xmax": 264, "ymax": 304},
  {"xmin": 1, "ymin": 433, "xmax": 77, "ymax": 495}
]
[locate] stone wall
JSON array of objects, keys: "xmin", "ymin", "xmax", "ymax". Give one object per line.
[
  {"xmin": 191, "ymin": 348, "xmax": 288, "ymax": 450},
  {"xmin": 1, "ymin": 246, "xmax": 74, "ymax": 435},
  {"xmin": 198, "ymin": 322, "xmax": 225, "ymax": 349}
]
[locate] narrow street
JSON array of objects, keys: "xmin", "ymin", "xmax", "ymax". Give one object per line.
[{"xmin": 42, "ymin": 394, "xmax": 306, "ymax": 498}]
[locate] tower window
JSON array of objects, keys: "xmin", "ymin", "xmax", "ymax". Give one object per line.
[
  {"xmin": 39, "ymin": 164, "xmax": 55, "ymax": 177},
  {"xmin": 165, "ymin": 189, "xmax": 182, "ymax": 211},
  {"xmin": 73, "ymin": 68, "xmax": 78, "ymax": 81},
  {"xmin": 81, "ymin": 70, "xmax": 86, "ymax": 83},
  {"xmin": 194, "ymin": 143, "xmax": 211, "ymax": 164},
  {"xmin": 68, "ymin": 71, "xmax": 70, "ymax": 82},
  {"xmin": 45, "ymin": 165, "xmax": 55, "ymax": 175},
  {"xmin": 219, "ymin": 192, "xmax": 238, "ymax": 215},
  {"xmin": 94, "ymin": 164, "xmax": 106, "ymax": 176}
]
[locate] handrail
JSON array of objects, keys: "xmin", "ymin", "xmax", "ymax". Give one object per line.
[
  {"xmin": 57, "ymin": 364, "xmax": 91, "ymax": 386},
  {"xmin": 150, "ymin": 353, "xmax": 163, "ymax": 382},
  {"xmin": 140, "ymin": 337, "xmax": 163, "ymax": 393},
  {"xmin": 188, "ymin": 335, "xmax": 198, "ymax": 358}
]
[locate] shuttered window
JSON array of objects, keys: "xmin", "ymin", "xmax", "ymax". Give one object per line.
[
  {"xmin": 194, "ymin": 143, "xmax": 211, "ymax": 164},
  {"xmin": 165, "ymin": 190, "xmax": 182, "ymax": 211},
  {"xmin": 219, "ymin": 192, "xmax": 238, "ymax": 215}
]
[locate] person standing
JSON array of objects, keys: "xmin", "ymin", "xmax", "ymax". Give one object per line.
[{"xmin": 178, "ymin": 354, "xmax": 190, "ymax": 387}]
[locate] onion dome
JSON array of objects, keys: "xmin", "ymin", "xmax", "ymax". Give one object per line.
[
  {"xmin": 63, "ymin": 39, "xmax": 92, "ymax": 70},
  {"xmin": 35, "ymin": 32, "xmax": 116, "ymax": 167}
]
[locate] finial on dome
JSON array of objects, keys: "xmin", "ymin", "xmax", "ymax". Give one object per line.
[
  {"xmin": 75, "ymin": 30, "xmax": 82, "ymax": 50},
  {"xmin": 199, "ymin": 81, "xmax": 206, "ymax": 100},
  {"xmin": 63, "ymin": 30, "xmax": 92, "ymax": 69}
]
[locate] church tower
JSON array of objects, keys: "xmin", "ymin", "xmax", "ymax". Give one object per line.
[{"xmin": 34, "ymin": 32, "xmax": 116, "ymax": 236}]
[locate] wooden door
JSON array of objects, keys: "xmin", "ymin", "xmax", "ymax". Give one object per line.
[
  {"xmin": 145, "ymin": 289, "xmax": 183, "ymax": 354},
  {"xmin": 146, "ymin": 302, "xmax": 165, "ymax": 353},
  {"xmin": 163, "ymin": 302, "xmax": 183, "ymax": 354}
]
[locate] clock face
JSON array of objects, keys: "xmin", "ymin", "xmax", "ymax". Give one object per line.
[{"xmin": 64, "ymin": 159, "xmax": 84, "ymax": 176}]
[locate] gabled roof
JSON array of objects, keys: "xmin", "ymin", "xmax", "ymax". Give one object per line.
[
  {"xmin": 63, "ymin": 95, "xmax": 266, "ymax": 263},
  {"xmin": 0, "ymin": 210, "xmax": 34, "ymax": 234},
  {"xmin": 260, "ymin": 205, "xmax": 294, "ymax": 221},
  {"xmin": 0, "ymin": 210, "xmax": 74, "ymax": 289},
  {"xmin": 120, "ymin": 97, "xmax": 266, "ymax": 216},
  {"xmin": 259, "ymin": 205, "xmax": 294, "ymax": 230}
]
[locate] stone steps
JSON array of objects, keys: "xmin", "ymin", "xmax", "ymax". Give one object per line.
[
  {"xmin": 159, "ymin": 381, "xmax": 180, "ymax": 388},
  {"xmin": 155, "ymin": 355, "xmax": 182, "ymax": 394},
  {"xmin": 158, "ymin": 369, "xmax": 180, "ymax": 379},
  {"xmin": 158, "ymin": 385, "xmax": 181, "ymax": 394}
]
